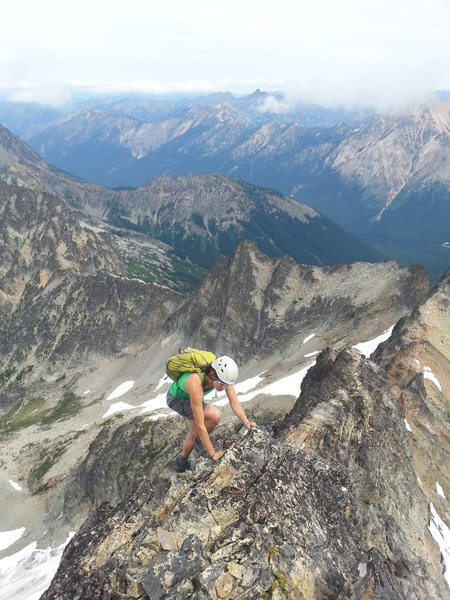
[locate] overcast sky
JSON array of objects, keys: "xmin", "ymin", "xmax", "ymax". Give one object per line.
[{"xmin": 1, "ymin": 0, "xmax": 450, "ymax": 109}]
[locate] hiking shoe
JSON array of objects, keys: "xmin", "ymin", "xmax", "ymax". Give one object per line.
[
  {"xmin": 174, "ymin": 455, "xmax": 194, "ymax": 473},
  {"xmin": 194, "ymin": 437, "xmax": 207, "ymax": 457}
]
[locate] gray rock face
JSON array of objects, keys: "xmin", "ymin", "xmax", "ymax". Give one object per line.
[
  {"xmin": 0, "ymin": 180, "xmax": 182, "ymax": 402},
  {"xmin": 167, "ymin": 240, "xmax": 428, "ymax": 365},
  {"xmin": 41, "ymin": 338, "xmax": 449, "ymax": 599},
  {"xmin": 372, "ymin": 267, "xmax": 450, "ymax": 566}
]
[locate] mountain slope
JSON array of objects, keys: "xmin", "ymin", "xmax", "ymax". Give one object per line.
[
  {"xmin": 0, "ymin": 180, "xmax": 183, "ymax": 406},
  {"xmin": 0, "ymin": 125, "xmax": 386, "ymax": 272},
  {"xmin": 39, "ymin": 270, "xmax": 450, "ymax": 599},
  {"xmin": 14, "ymin": 96, "xmax": 450, "ymax": 278},
  {"xmin": 19, "ymin": 91, "xmax": 358, "ymax": 188},
  {"xmin": 95, "ymin": 174, "xmax": 385, "ymax": 269}
]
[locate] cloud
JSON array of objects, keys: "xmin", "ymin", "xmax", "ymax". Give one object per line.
[
  {"xmin": 257, "ymin": 96, "xmax": 292, "ymax": 114},
  {"xmin": 0, "ymin": 0, "xmax": 449, "ymax": 109},
  {"xmin": 67, "ymin": 79, "xmax": 217, "ymax": 96},
  {"xmin": 8, "ymin": 82, "xmax": 71, "ymax": 107}
]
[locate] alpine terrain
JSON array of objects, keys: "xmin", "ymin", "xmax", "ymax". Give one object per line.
[
  {"xmin": 33, "ymin": 264, "xmax": 450, "ymax": 600},
  {"xmin": 4, "ymin": 91, "xmax": 448, "ymax": 279},
  {"xmin": 0, "ymin": 97, "xmax": 449, "ymax": 600},
  {"xmin": 0, "ymin": 122, "xmax": 385, "ymax": 280}
]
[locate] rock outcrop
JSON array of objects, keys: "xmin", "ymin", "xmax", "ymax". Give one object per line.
[{"xmin": 41, "ymin": 340, "xmax": 449, "ymax": 599}]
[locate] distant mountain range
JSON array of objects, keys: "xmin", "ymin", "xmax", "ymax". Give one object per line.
[
  {"xmin": 0, "ymin": 123, "xmax": 384, "ymax": 288},
  {"xmin": 3, "ymin": 91, "xmax": 448, "ymax": 278}
]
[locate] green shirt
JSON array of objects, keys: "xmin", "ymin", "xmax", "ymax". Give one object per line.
[{"xmin": 169, "ymin": 372, "xmax": 214, "ymax": 400}]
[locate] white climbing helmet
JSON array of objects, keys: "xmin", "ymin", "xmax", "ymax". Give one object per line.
[{"xmin": 211, "ymin": 355, "xmax": 239, "ymax": 385}]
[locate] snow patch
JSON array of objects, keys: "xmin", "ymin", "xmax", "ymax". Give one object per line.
[
  {"xmin": 428, "ymin": 503, "xmax": 450, "ymax": 586},
  {"xmin": 0, "ymin": 527, "xmax": 25, "ymax": 552},
  {"xmin": 235, "ymin": 373, "xmax": 265, "ymax": 394},
  {"xmin": 423, "ymin": 367, "xmax": 442, "ymax": 391},
  {"xmin": 214, "ymin": 363, "xmax": 314, "ymax": 407},
  {"xmin": 404, "ymin": 418, "xmax": 412, "ymax": 432},
  {"xmin": 82, "ymin": 390, "xmax": 91, "ymax": 395},
  {"xmin": 103, "ymin": 401, "xmax": 135, "ymax": 418},
  {"xmin": 139, "ymin": 393, "xmax": 168, "ymax": 414},
  {"xmin": 154, "ymin": 377, "xmax": 169, "ymax": 392},
  {"xmin": 106, "ymin": 381, "xmax": 135, "ymax": 401},
  {"xmin": 436, "ymin": 482, "xmax": 446, "ymax": 499},
  {"xmin": 303, "ymin": 333, "xmax": 315, "ymax": 344},
  {"xmin": 0, "ymin": 532, "xmax": 75, "ymax": 600},
  {"xmin": 353, "ymin": 326, "xmax": 394, "ymax": 357},
  {"xmin": 8, "ymin": 480, "xmax": 22, "ymax": 491},
  {"xmin": 304, "ymin": 351, "xmax": 320, "ymax": 358},
  {"xmin": 358, "ymin": 561, "xmax": 367, "ymax": 578}
]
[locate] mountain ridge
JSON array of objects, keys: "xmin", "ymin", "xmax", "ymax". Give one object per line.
[
  {"xmin": 37, "ymin": 267, "xmax": 450, "ymax": 599},
  {"xmin": 6, "ymin": 94, "xmax": 449, "ymax": 278},
  {"xmin": 0, "ymin": 124, "xmax": 386, "ymax": 274}
]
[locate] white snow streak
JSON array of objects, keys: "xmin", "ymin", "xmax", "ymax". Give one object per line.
[
  {"xmin": 0, "ymin": 527, "xmax": 25, "ymax": 552},
  {"xmin": 102, "ymin": 401, "xmax": 135, "ymax": 418},
  {"xmin": 357, "ymin": 561, "xmax": 367, "ymax": 578},
  {"xmin": 213, "ymin": 363, "xmax": 314, "ymax": 407},
  {"xmin": 235, "ymin": 373, "xmax": 265, "ymax": 394},
  {"xmin": 303, "ymin": 333, "xmax": 316, "ymax": 344},
  {"xmin": 106, "ymin": 380, "xmax": 135, "ymax": 400},
  {"xmin": 428, "ymin": 503, "xmax": 450, "ymax": 587},
  {"xmin": 423, "ymin": 367, "xmax": 442, "ymax": 391},
  {"xmin": 8, "ymin": 480, "xmax": 22, "ymax": 491},
  {"xmin": 436, "ymin": 482, "xmax": 446, "ymax": 499},
  {"xmin": 0, "ymin": 533, "xmax": 74, "ymax": 600},
  {"xmin": 353, "ymin": 326, "xmax": 394, "ymax": 357},
  {"xmin": 404, "ymin": 418, "xmax": 412, "ymax": 432}
]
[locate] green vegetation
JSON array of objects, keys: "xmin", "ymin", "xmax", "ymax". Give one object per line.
[
  {"xmin": 29, "ymin": 437, "xmax": 73, "ymax": 483},
  {"xmin": 41, "ymin": 391, "xmax": 81, "ymax": 424},
  {"xmin": 125, "ymin": 258, "xmax": 155, "ymax": 283},
  {"xmin": 0, "ymin": 396, "xmax": 46, "ymax": 435},
  {"xmin": 125, "ymin": 250, "xmax": 206, "ymax": 294},
  {"xmin": 0, "ymin": 368, "xmax": 15, "ymax": 384},
  {"xmin": 263, "ymin": 567, "xmax": 290, "ymax": 598},
  {"xmin": 15, "ymin": 365, "xmax": 34, "ymax": 383},
  {"xmin": 30, "ymin": 456, "xmax": 55, "ymax": 482},
  {"xmin": 273, "ymin": 572, "xmax": 288, "ymax": 594},
  {"xmin": 0, "ymin": 390, "xmax": 81, "ymax": 436}
]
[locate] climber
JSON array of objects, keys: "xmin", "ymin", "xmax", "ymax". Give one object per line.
[{"xmin": 166, "ymin": 355, "xmax": 256, "ymax": 472}]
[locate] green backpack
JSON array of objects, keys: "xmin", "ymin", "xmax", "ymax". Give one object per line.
[{"xmin": 165, "ymin": 348, "xmax": 217, "ymax": 381}]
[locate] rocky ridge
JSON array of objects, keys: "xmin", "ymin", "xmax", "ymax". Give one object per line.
[
  {"xmin": 164, "ymin": 240, "xmax": 428, "ymax": 368},
  {"xmin": 373, "ymin": 268, "xmax": 450, "ymax": 531},
  {"xmin": 0, "ymin": 240, "xmax": 430, "ymax": 587},
  {"xmin": 40, "ymin": 269, "xmax": 450, "ymax": 599}
]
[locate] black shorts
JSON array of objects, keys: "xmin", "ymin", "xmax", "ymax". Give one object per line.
[{"xmin": 167, "ymin": 392, "xmax": 206, "ymax": 420}]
